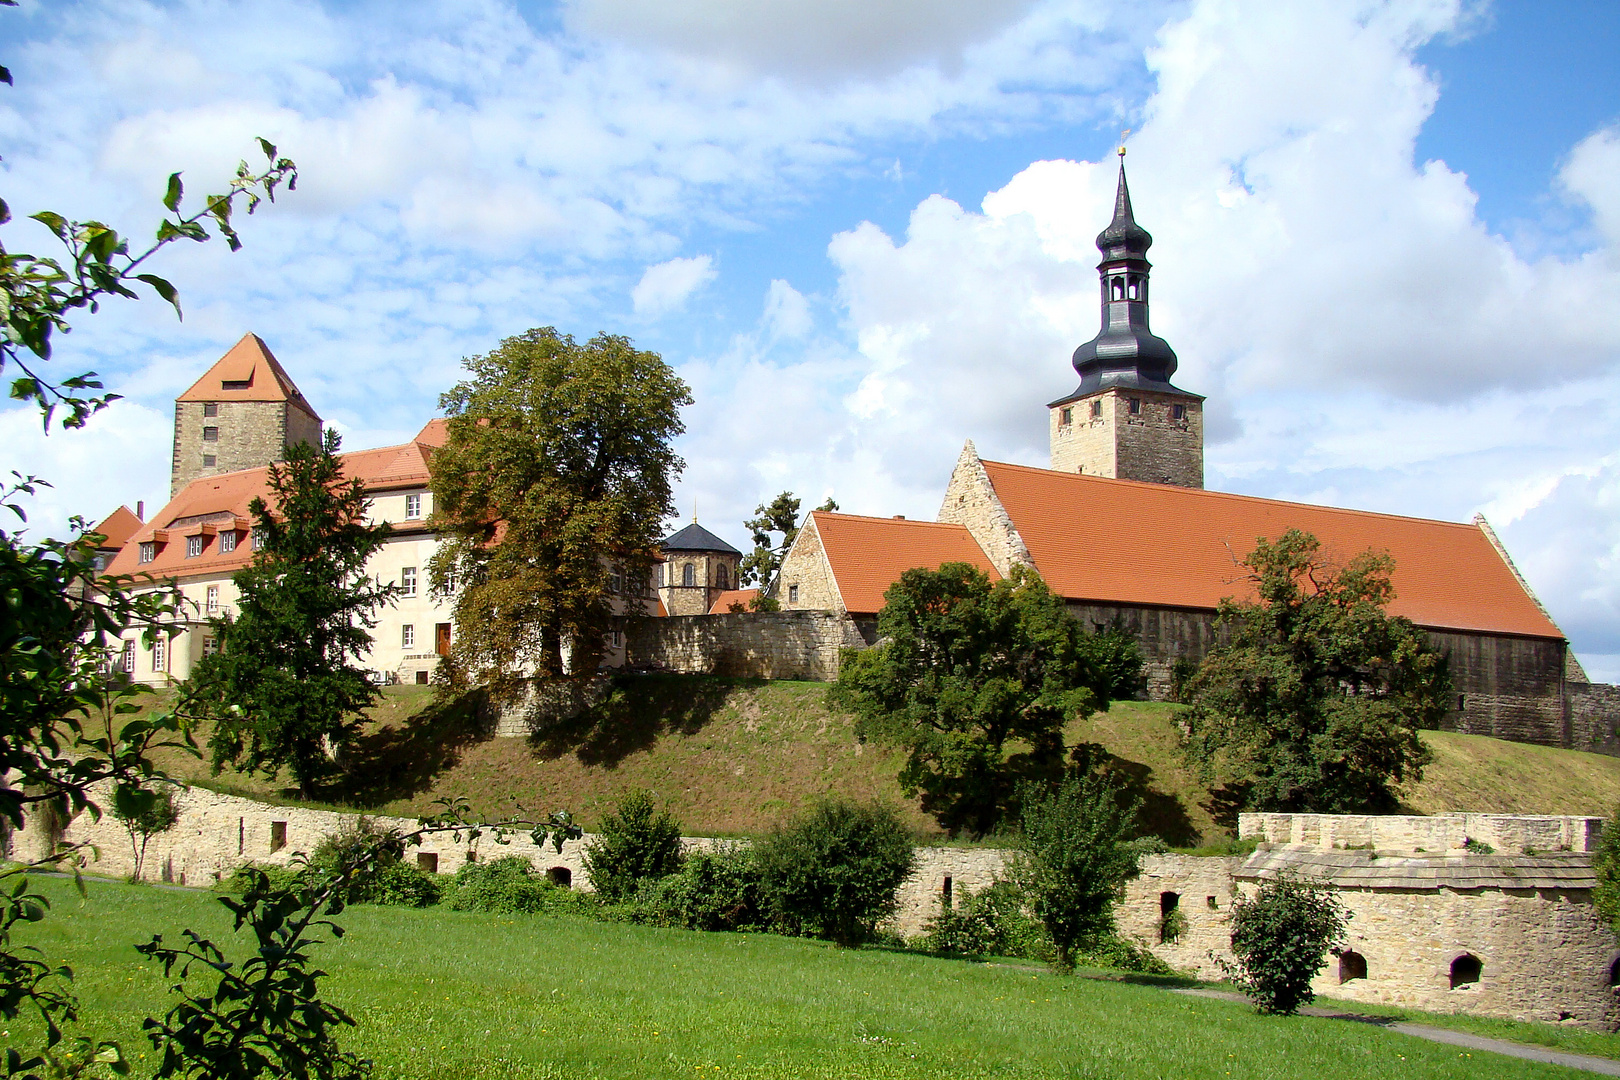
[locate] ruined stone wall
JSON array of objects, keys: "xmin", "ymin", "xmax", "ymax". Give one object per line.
[
  {"xmin": 777, "ymin": 518, "xmax": 845, "ymax": 613},
  {"xmin": 890, "ymin": 847, "xmax": 1012, "ymax": 936},
  {"xmin": 171, "ymin": 401, "xmax": 319, "ymax": 496},
  {"xmin": 1238, "ymin": 812, "xmax": 1603, "ymax": 853},
  {"xmin": 1428, "ymin": 630, "xmax": 1570, "ymax": 747},
  {"xmin": 1570, "ymin": 682, "xmax": 1620, "ymax": 756},
  {"xmin": 1119, "ymin": 855, "xmax": 1243, "ymax": 978},
  {"xmin": 1048, "ymin": 390, "xmax": 1202, "ymax": 489},
  {"xmin": 622, "ymin": 610, "xmax": 867, "ymax": 682},
  {"xmin": 936, "ymin": 442, "xmax": 1033, "ymax": 578}
]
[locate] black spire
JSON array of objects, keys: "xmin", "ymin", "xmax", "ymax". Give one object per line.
[{"xmin": 1055, "ymin": 154, "xmax": 1198, "ymax": 403}]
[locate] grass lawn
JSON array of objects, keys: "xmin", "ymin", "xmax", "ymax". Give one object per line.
[{"xmin": 7, "ymin": 875, "xmax": 1609, "ymax": 1079}]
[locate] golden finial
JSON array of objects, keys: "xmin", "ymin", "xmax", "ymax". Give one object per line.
[{"xmin": 692, "ymin": 499, "xmax": 698, "ymax": 523}]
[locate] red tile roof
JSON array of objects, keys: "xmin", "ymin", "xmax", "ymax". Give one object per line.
[
  {"xmin": 92, "ymin": 505, "xmax": 144, "ymax": 552},
  {"xmin": 708, "ymin": 588, "xmax": 760, "ymax": 614},
  {"xmin": 809, "ymin": 511, "xmax": 1000, "ymax": 615},
  {"xmin": 176, "ymin": 333, "xmax": 319, "ymax": 417},
  {"xmin": 978, "ymin": 460, "xmax": 1562, "ymax": 640}
]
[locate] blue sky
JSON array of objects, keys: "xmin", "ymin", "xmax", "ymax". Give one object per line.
[{"xmin": 2, "ymin": 0, "xmax": 1618, "ymax": 679}]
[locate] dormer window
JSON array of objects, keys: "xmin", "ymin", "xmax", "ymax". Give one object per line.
[
  {"xmin": 219, "ymin": 530, "xmax": 237, "ymax": 554},
  {"xmin": 139, "ymin": 542, "xmax": 156, "ymax": 564},
  {"xmin": 251, "ymin": 528, "xmax": 267, "ymax": 551},
  {"xmin": 186, "ymin": 535, "xmax": 206, "ymax": 558},
  {"xmin": 405, "ymin": 493, "xmax": 422, "ymax": 519},
  {"xmin": 222, "ymin": 379, "xmax": 251, "ymax": 390}
]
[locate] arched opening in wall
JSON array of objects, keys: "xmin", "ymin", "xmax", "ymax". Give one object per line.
[
  {"xmin": 548, "ymin": 866, "xmax": 573, "ymax": 888},
  {"xmin": 1338, "ymin": 951, "xmax": 1367, "ymax": 983},
  {"xmin": 1110, "ymin": 277, "xmax": 1125, "ymax": 301},
  {"xmin": 1607, "ymin": 955, "xmax": 1620, "ymax": 986},
  {"xmin": 682, "ymin": 563, "xmax": 695, "ymax": 587},
  {"xmin": 717, "ymin": 564, "xmax": 729, "ymax": 590},
  {"xmin": 1450, "ymin": 954, "xmax": 1482, "ymax": 989},
  {"xmin": 1158, "ymin": 892, "xmax": 1181, "ymax": 944}
]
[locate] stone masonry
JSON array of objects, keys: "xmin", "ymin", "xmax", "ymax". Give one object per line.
[
  {"xmin": 775, "ymin": 515, "xmax": 847, "ymax": 613},
  {"xmin": 936, "ymin": 441, "xmax": 1034, "ymax": 578},
  {"xmin": 1048, "ymin": 387, "xmax": 1203, "ymax": 488},
  {"xmin": 171, "ymin": 397, "xmax": 322, "ymax": 496},
  {"xmin": 622, "ymin": 610, "xmax": 869, "ymax": 682}
]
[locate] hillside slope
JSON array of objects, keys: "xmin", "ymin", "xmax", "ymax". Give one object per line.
[{"xmin": 150, "ymin": 676, "xmax": 1620, "ymax": 841}]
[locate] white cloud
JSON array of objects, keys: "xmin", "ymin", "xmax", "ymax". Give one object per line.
[
  {"xmin": 762, "ymin": 279, "xmax": 812, "ymax": 341},
  {"xmin": 632, "ymin": 255, "xmax": 718, "ymax": 317},
  {"xmin": 1562, "ymin": 126, "xmax": 1620, "ymax": 250}
]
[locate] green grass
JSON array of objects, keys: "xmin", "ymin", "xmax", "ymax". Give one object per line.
[
  {"xmin": 1310, "ymin": 994, "xmax": 1620, "ymax": 1063},
  {"xmin": 7, "ymin": 875, "xmax": 1608, "ymax": 1079}
]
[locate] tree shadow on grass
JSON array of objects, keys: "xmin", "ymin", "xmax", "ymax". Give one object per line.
[
  {"xmin": 1071, "ymin": 742, "xmax": 1202, "ymax": 847},
  {"xmin": 316, "ymin": 690, "xmax": 491, "ymax": 808},
  {"xmin": 527, "ymin": 674, "xmax": 741, "ymax": 769}
]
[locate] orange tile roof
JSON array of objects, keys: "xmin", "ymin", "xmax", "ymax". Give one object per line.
[
  {"xmin": 92, "ymin": 505, "xmax": 143, "ymax": 552},
  {"xmin": 978, "ymin": 460, "xmax": 1562, "ymax": 640},
  {"xmin": 708, "ymin": 588, "xmax": 760, "ymax": 614},
  {"xmin": 413, "ymin": 418, "xmax": 448, "ymax": 449},
  {"xmin": 105, "ymin": 438, "xmax": 433, "ymax": 581},
  {"xmin": 176, "ymin": 333, "xmax": 319, "ymax": 417},
  {"xmin": 809, "ymin": 511, "xmax": 1000, "ymax": 615}
]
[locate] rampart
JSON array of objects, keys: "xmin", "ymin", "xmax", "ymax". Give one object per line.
[
  {"xmin": 1571, "ymin": 681, "xmax": 1620, "ymax": 756},
  {"xmin": 621, "ymin": 611, "xmax": 869, "ymax": 682}
]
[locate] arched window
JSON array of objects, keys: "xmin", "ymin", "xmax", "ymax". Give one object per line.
[
  {"xmin": 1338, "ymin": 951, "xmax": 1367, "ymax": 983},
  {"xmin": 1110, "ymin": 277, "xmax": 1126, "ymax": 301},
  {"xmin": 682, "ymin": 563, "xmax": 695, "ymax": 587},
  {"xmin": 1450, "ymin": 953, "xmax": 1482, "ymax": 989},
  {"xmin": 1608, "ymin": 956, "xmax": 1620, "ymax": 986},
  {"xmin": 1127, "ymin": 275, "xmax": 1141, "ymax": 300},
  {"xmin": 717, "ymin": 564, "xmax": 729, "ymax": 590}
]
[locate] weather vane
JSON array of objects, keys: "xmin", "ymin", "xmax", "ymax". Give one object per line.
[{"xmin": 1119, "ymin": 129, "xmax": 1131, "ymax": 158}]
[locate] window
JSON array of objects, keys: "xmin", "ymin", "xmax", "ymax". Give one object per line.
[
  {"xmin": 609, "ymin": 570, "xmax": 622, "ymax": 595},
  {"xmin": 942, "ymin": 876, "xmax": 953, "ymax": 910},
  {"xmin": 219, "ymin": 530, "xmax": 237, "ymax": 553},
  {"xmin": 121, "ymin": 640, "xmax": 135, "ymax": 673},
  {"xmin": 435, "ymin": 623, "xmax": 452, "ymax": 656},
  {"xmin": 186, "ymin": 535, "xmax": 205, "ymax": 558},
  {"xmin": 1457, "ymin": 695, "xmax": 1466, "ymax": 711},
  {"xmin": 402, "ymin": 624, "xmax": 415, "ymax": 648},
  {"xmin": 405, "ymin": 493, "xmax": 422, "ymax": 519},
  {"xmin": 1127, "ymin": 276, "xmax": 1141, "ymax": 300},
  {"xmin": 1449, "ymin": 954, "xmax": 1482, "ymax": 989},
  {"xmin": 139, "ymin": 541, "xmax": 156, "ymax": 564},
  {"xmin": 1171, "ymin": 403, "xmax": 1187, "ymax": 421},
  {"xmin": 1158, "ymin": 892, "xmax": 1181, "ymax": 944},
  {"xmin": 252, "ymin": 528, "xmax": 266, "ymax": 551},
  {"xmin": 222, "ymin": 379, "xmax": 250, "ymax": 390},
  {"xmin": 202, "ymin": 454, "xmax": 216, "ymax": 467},
  {"xmin": 1110, "ymin": 277, "xmax": 1125, "ymax": 301},
  {"xmin": 1089, "ymin": 399, "xmax": 1102, "ymax": 418},
  {"xmin": 788, "ymin": 584, "xmax": 799, "ymax": 603},
  {"xmin": 202, "ymin": 426, "xmax": 219, "ymax": 442},
  {"xmin": 152, "ymin": 634, "xmax": 167, "ymax": 673},
  {"xmin": 203, "ymin": 402, "xmax": 218, "ymax": 417},
  {"xmin": 1128, "ymin": 398, "xmax": 1141, "ymax": 416},
  {"xmin": 547, "ymin": 867, "xmax": 572, "ymax": 888},
  {"xmin": 202, "ymin": 635, "xmax": 218, "ymax": 657},
  {"xmin": 206, "ymin": 585, "xmax": 220, "ymax": 613},
  {"xmin": 400, "ymin": 567, "xmax": 417, "ymax": 596},
  {"xmin": 682, "ymin": 563, "xmax": 695, "ymax": 587},
  {"xmin": 1339, "ymin": 951, "xmax": 1367, "ymax": 983},
  {"xmin": 1059, "ymin": 406, "xmax": 1073, "ymax": 427},
  {"xmin": 270, "ymin": 821, "xmax": 287, "ymax": 852},
  {"xmin": 716, "ymin": 565, "xmax": 728, "ymax": 590},
  {"xmin": 416, "ymin": 853, "xmax": 439, "ymax": 874}
]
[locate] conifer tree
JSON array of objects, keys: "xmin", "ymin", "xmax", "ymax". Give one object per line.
[{"xmin": 186, "ymin": 429, "xmax": 394, "ymax": 795}]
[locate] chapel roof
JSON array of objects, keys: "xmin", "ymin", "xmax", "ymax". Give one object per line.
[
  {"xmin": 661, "ymin": 522, "xmax": 742, "ymax": 555},
  {"xmin": 92, "ymin": 505, "xmax": 144, "ymax": 552},
  {"xmin": 807, "ymin": 511, "xmax": 1001, "ymax": 616},
  {"xmin": 177, "ymin": 333, "xmax": 320, "ymax": 417},
  {"xmin": 977, "ymin": 459, "xmax": 1563, "ymax": 640}
]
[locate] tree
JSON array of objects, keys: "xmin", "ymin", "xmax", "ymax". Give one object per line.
[
  {"xmin": 113, "ymin": 784, "xmax": 180, "ymax": 883},
  {"xmin": 1225, "ymin": 874, "xmax": 1349, "ymax": 1015},
  {"xmin": 738, "ymin": 492, "xmax": 837, "ymax": 590},
  {"xmin": 1180, "ymin": 529, "xmax": 1449, "ymax": 813},
  {"xmin": 830, "ymin": 562, "xmax": 1143, "ymax": 836},
  {"xmin": 581, "ymin": 788, "xmax": 684, "ymax": 902},
  {"xmin": 183, "ymin": 430, "xmax": 395, "ymax": 797},
  {"xmin": 1012, "ymin": 772, "xmax": 1142, "ymax": 971},
  {"xmin": 754, "ymin": 797, "xmax": 916, "ymax": 947},
  {"xmin": 429, "ymin": 328, "xmax": 691, "ymax": 699}
]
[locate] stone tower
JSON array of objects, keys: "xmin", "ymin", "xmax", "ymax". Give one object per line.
[
  {"xmin": 658, "ymin": 521, "xmax": 742, "ymax": 616},
  {"xmin": 171, "ymin": 334, "xmax": 323, "ymax": 495},
  {"xmin": 1048, "ymin": 153, "xmax": 1204, "ymax": 488}
]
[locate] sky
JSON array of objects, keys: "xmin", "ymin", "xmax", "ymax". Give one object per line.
[{"xmin": 1, "ymin": 0, "xmax": 1617, "ymax": 680}]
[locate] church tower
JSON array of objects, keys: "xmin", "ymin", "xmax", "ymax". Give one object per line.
[
  {"xmin": 1048, "ymin": 152, "xmax": 1204, "ymax": 488},
  {"xmin": 171, "ymin": 333, "xmax": 323, "ymax": 495}
]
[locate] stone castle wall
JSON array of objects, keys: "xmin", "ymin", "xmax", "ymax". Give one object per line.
[
  {"xmin": 1570, "ymin": 682, "xmax": 1620, "ymax": 756},
  {"xmin": 936, "ymin": 443, "xmax": 1034, "ymax": 578},
  {"xmin": 171, "ymin": 400, "xmax": 322, "ymax": 495},
  {"xmin": 1048, "ymin": 389, "xmax": 1203, "ymax": 489},
  {"xmin": 777, "ymin": 517, "xmax": 846, "ymax": 614},
  {"xmin": 1427, "ymin": 630, "xmax": 1572, "ymax": 747},
  {"xmin": 622, "ymin": 610, "xmax": 868, "ymax": 682}
]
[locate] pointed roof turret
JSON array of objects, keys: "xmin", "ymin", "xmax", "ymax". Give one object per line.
[
  {"xmin": 177, "ymin": 333, "xmax": 320, "ymax": 418},
  {"xmin": 1053, "ymin": 151, "xmax": 1200, "ymax": 404}
]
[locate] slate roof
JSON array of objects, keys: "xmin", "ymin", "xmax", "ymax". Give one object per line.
[
  {"xmin": 661, "ymin": 522, "xmax": 742, "ymax": 555},
  {"xmin": 177, "ymin": 333, "xmax": 319, "ymax": 418},
  {"xmin": 808, "ymin": 511, "xmax": 1001, "ymax": 616},
  {"xmin": 1235, "ymin": 845, "xmax": 1597, "ymax": 892},
  {"xmin": 978, "ymin": 460, "xmax": 1562, "ymax": 640}
]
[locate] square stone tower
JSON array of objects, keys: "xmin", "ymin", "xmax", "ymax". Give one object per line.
[
  {"xmin": 171, "ymin": 334, "xmax": 323, "ymax": 495},
  {"xmin": 1048, "ymin": 152, "xmax": 1204, "ymax": 489}
]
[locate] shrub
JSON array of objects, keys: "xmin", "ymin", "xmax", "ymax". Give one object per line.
[
  {"xmin": 582, "ymin": 789, "xmax": 684, "ymax": 902},
  {"xmin": 445, "ymin": 856, "xmax": 557, "ymax": 914},
  {"xmin": 308, "ymin": 821, "xmax": 441, "ymax": 907},
  {"xmin": 1073, "ymin": 935, "xmax": 1176, "ymax": 976},
  {"xmin": 636, "ymin": 844, "xmax": 763, "ymax": 932},
  {"xmin": 755, "ymin": 798, "xmax": 917, "ymax": 947},
  {"xmin": 1595, "ymin": 811, "xmax": 1620, "ymax": 935},
  {"xmin": 919, "ymin": 880, "xmax": 1050, "ymax": 961},
  {"xmin": 1226, "ymin": 874, "xmax": 1350, "ymax": 1015},
  {"xmin": 1012, "ymin": 772, "xmax": 1142, "ymax": 971}
]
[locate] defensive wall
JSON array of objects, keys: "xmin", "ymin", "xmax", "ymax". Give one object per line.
[
  {"xmin": 11, "ymin": 789, "xmax": 1617, "ymax": 1028},
  {"xmin": 620, "ymin": 610, "xmax": 870, "ymax": 683}
]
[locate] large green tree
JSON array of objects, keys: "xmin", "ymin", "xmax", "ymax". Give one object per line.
[
  {"xmin": 429, "ymin": 327, "xmax": 690, "ymax": 697},
  {"xmin": 184, "ymin": 430, "xmax": 395, "ymax": 796},
  {"xmin": 738, "ymin": 491, "xmax": 837, "ymax": 590},
  {"xmin": 1180, "ymin": 528, "xmax": 1449, "ymax": 813},
  {"xmin": 830, "ymin": 562, "xmax": 1143, "ymax": 837}
]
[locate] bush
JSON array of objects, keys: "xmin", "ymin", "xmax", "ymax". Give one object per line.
[
  {"xmin": 1073, "ymin": 935, "xmax": 1176, "ymax": 976},
  {"xmin": 1013, "ymin": 772, "xmax": 1142, "ymax": 971},
  {"xmin": 755, "ymin": 798, "xmax": 917, "ymax": 947},
  {"xmin": 582, "ymin": 789, "xmax": 684, "ymax": 902},
  {"xmin": 636, "ymin": 844, "xmax": 763, "ymax": 932},
  {"xmin": 1226, "ymin": 874, "xmax": 1349, "ymax": 1015},
  {"xmin": 919, "ymin": 880, "xmax": 1050, "ymax": 960},
  {"xmin": 445, "ymin": 856, "xmax": 557, "ymax": 915},
  {"xmin": 309, "ymin": 821, "xmax": 441, "ymax": 907},
  {"xmin": 1595, "ymin": 810, "xmax": 1620, "ymax": 935}
]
